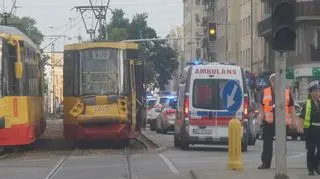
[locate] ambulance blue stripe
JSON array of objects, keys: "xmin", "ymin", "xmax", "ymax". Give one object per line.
[{"xmin": 196, "ymin": 111, "xmax": 235, "ymax": 117}]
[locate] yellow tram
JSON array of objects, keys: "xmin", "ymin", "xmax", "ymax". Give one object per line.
[
  {"xmin": 63, "ymin": 42, "xmax": 144, "ymax": 143},
  {"xmin": 0, "ymin": 25, "xmax": 45, "ymax": 147}
]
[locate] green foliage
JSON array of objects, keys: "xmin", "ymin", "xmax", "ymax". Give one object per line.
[
  {"xmin": 108, "ymin": 28, "xmax": 129, "ymax": 41},
  {"xmin": 106, "ymin": 10, "xmax": 178, "ymax": 89},
  {"xmin": 6, "ymin": 16, "xmax": 44, "ymax": 46}
]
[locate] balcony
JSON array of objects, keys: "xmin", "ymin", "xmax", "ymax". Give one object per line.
[
  {"xmin": 257, "ymin": 16, "xmax": 271, "ymax": 37},
  {"xmin": 257, "ymin": 1, "xmax": 320, "ymax": 37},
  {"xmin": 296, "ymin": 1, "xmax": 320, "ymax": 20},
  {"xmin": 310, "ymin": 46, "xmax": 320, "ymax": 62}
]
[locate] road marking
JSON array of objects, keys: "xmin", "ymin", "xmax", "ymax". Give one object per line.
[
  {"xmin": 287, "ymin": 152, "xmax": 305, "ymax": 159},
  {"xmin": 44, "ymin": 149, "xmax": 78, "ymax": 179},
  {"xmin": 158, "ymin": 153, "xmax": 179, "ymax": 174}
]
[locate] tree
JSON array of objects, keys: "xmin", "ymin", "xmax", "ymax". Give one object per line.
[
  {"xmin": 6, "ymin": 16, "xmax": 44, "ymax": 46},
  {"xmin": 108, "ymin": 28, "xmax": 128, "ymax": 41},
  {"xmin": 152, "ymin": 43, "xmax": 178, "ymax": 90},
  {"xmin": 105, "ymin": 10, "xmax": 179, "ymax": 89}
]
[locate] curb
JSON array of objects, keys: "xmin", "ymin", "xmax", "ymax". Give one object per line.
[
  {"xmin": 189, "ymin": 170, "xmax": 199, "ymax": 179},
  {"xmin": 139, "ymin": 131, "xmax": 168, "ymax": 153}
]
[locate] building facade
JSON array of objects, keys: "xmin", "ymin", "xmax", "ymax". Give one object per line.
[
  {"xmin": 214, "ymin": 0, "xmax": 227, "ymax": 62},
  {"xmin": 257, "ymin": 0, "xmax": 320, "ymax": 101},
  {"xmin": 166, "ymin": 27, "xmax": 184, "ymax": 91},
  {"xmin": 45, "ymin": 52, "xmax": 64, "ymax": 113},
  {"xmin": 183, "ymin": 0, "xmax": 206, "ymax": 62}
]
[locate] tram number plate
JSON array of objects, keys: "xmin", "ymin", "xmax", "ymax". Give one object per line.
[{"xmin": 92, "ymin": 106, "xmax": 108, "ymax": 112}]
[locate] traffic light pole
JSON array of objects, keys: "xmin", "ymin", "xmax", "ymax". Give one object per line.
[{"xmin": 274, "ymin": 51, "xmax": 289, "ymax": 179}]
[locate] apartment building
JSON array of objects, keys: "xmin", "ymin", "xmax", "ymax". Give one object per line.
[
  {"xmin": 257, "ymin": 0, "xmax": 320, "ymax": 101},
  {"xmin": 166, "ymin": 27, "xmax": 184, "ymax": 91},
  {"xmin": 239, "ymin": 0, "xmax": 264, "ymax": 73},
  {"xmin": 214, "ymin": 0, "xmax": 227, "ymax": 62},
  {"xmin": 183, "ymin": 0, "xmax": 205, "ymax": 62},
  {"xmin": 45, "ymin": 52, "xmax": 64, "ymax": 113}
]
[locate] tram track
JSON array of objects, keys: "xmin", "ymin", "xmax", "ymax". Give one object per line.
[
  {"xmin": 44, "ymin": 149, "xmax": 79, "ymax": 179},
  {"xmin": 124, "ymin": 145, "xmax": 136, "ymax": 179},
  {"xmin": 42, "ymin": 139, "xmax": 146, "ymax": 179}
]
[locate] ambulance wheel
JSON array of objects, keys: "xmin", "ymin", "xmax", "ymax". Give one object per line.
[
  {"xmin": 248, "ymin": 135, "xmax": 256, "ymax": 146},
  {"xmin": 291, "ymin": 135, "xmax": 298, "ymax": 140},
  {"xmin": 241, "ymin": 140, "xmax": 248, "ymax": 152},
  {"xmin": 241, "ymin": 132, "xmax": 249, "ymax": 152},
  {"xmin": 181, "ymin": 142, "xmax": 189, "ymax": 150},
  {"xmin": 174, "ymin": 136, "xmax": 180, "ymax": 148}
]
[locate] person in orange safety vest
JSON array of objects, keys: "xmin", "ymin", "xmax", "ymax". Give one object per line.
[{"xmin": 258, "ymin": 73, "xmax": 296, "ymax": 169}]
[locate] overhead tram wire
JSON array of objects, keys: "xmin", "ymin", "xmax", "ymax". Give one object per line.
[
  {"xmin": 42, "ymin": 0, "xmax": 101, "ymax": 50},
  {"xmin": 42, "ymin": 12, "xmax": 93, "ymax": 51}
]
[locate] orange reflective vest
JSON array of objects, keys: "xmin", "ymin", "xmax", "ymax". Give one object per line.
[{"xmin": 262, "ymin": 87, "xmax": 291, "ymax": 124}]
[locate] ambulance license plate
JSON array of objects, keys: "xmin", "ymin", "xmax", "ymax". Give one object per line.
[{"xmin": 193, "ymin": 128, "xmax": 212, "ymax": 135}]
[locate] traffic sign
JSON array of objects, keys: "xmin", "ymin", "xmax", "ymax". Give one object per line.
[
  {"xmin": 257, "ymin": 79, "xmax": 267, "ymax": 87},
  {"xmin": 222, "ymin": 80, "xmax": 243, "ymax": 112}
]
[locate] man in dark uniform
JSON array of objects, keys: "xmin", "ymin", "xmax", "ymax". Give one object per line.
[
  {"xmin": 298, "ymin": 80, "xmax": 320, "ymax": 175},
  {"xmin": 258, "ymin": 73, "xmax": 295, "ymax": 169}
]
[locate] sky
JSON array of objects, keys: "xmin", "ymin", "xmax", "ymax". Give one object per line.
[{"xmin": 4, "ymin": 0, "xmax": 183, "ymax": 51}]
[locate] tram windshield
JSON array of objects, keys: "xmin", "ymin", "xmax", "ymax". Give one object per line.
[{"xmin": 80, "ymin": 48, "xmax": 119, "ymax": 95}]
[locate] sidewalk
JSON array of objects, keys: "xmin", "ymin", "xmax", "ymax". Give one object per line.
[
  {"xmin": 140, "ymin": 130, "xmax": 168, "ymax": 153},
  {"xmin": 190, "ymin": 168, "xmax": 318, "ymax": 179}
]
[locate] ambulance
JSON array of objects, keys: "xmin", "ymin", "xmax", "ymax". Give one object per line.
[{"xmin": 174, "ymin": 62, "xmax": 250, "ymax": 151}]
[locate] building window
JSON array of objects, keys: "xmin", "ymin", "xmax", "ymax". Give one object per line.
[
  {"xmin": 195, "ymin": 14, "xmax": 200, "ymax": 26},
  {"xmin": 248, "ymin": 15, "xmax": 251, "ymax": 35},
  {"xmin": 248, "ymin": 48, "xmax": 251, "ymax": 68},
  {"xmin": 296, "ymin": 26, "xmax": 304, "ymax": 55}
]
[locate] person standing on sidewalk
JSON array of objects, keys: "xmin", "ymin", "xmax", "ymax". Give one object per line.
[
  {"xmin": 258, "ymin": 73, "xmax": 295, "ymax": 169},
  {"xmin": 298, "ymin": 80, "xmax": 320, "ymax": 175}
]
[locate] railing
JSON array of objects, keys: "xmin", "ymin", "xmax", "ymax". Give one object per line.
[
  {"xmin": 296, "ymin": 1, "xmax": 320, "ymax": 17},
  {"xmin": 310, "ymin": 46, "xmax": 320, "ymax": 62},
  {"xmin": 257, "ymin": 17, "xmax": 271, "ymax": 36}
]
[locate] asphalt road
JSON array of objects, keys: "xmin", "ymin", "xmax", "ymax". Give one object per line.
[{"xmin": 0, "ymin": 121, "xmax": 307, "ymax": 179}]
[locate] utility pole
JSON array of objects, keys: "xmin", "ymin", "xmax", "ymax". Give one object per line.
[
  {"xmin": 0, "ymin": 0, "xmax": 17, "ymax": 25},
  {"xmin": 75, "ymin": 2, "xmax": 110, "ymax": 41},
  {"xmin": 250, "ymin": 0, "xmax": 254, "ymax": 72},
  {"xmin": 274, "ymin": 51, "xmax": 288, "ymax": 179},
  {"xmin": 51, "ymin": 43, "xmax": 55, "ymax": 114},
  {"xmin": 271, "ymin": 1, "xmax": 296, "ymax": 179},
  {"xmin": 44, "ymin": 34, "xmax": 65, "ymax": 114},
  {"xmin": 225, "ymin": 0, "xmax": 228, "ymax": 62}
]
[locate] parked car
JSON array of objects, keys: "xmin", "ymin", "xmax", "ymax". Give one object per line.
[
  {"xmin": 148, "ymin": 96, "xmax": 175, "ymax": 131},
  {"xmin": 246, "ymin": 88, "xmax": 259, "ymax": 146},
  {"xmin": 146, "ymin": 97, "xmax": 157, "ymax": 125},
  {"xmin": 155, "ymin": 97, "xmax": 177, "ymax": 134}
]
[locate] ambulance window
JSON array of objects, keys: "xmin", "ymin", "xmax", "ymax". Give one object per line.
[
  {"xmin": 147, "ymin": 99, "xmax": 156, "ymax": 107},
  {"xmin": 159, "ymin": 97, "xmax": 168, "ymax": 104},
  {"xmin": 192, "ymin": 79, "xmax": 227, "ymax": 110}
]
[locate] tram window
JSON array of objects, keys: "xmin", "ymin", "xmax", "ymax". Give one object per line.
[
  {"xmin": 80, "ymin": 49, "xmax": 119, "ymax": 95},
  {"xmin": 5, "ymin": 44, "xmax": 19, "ymax": 96},
  {"xmin": 0, "ymin": 38, "xmax": 2, "ymax": 97},
  {"xmin": 63, "ymin": 52, "xmax": 75, "ymax": 96},
  {"xmin": 73, "ymin": 52, "xmax": 80, "ymax": 96}
]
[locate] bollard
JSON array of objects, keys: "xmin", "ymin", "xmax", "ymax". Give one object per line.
[{"xmin": 228, "ymin": 118, "xmax": 243, "ymax": 170}]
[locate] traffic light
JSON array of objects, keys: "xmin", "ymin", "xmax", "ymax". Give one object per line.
[
  {"xmin": 271, "ymin": 0, "xmax": 296, "ymax": 51},
  {"xmin": 208, "ymin": 22, "xmax": 217, "ymax": 42}
]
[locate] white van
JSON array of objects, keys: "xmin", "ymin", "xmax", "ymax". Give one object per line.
[{"xmin": 174, "ymin": 62, "xmax": 250, "ymax": 151}]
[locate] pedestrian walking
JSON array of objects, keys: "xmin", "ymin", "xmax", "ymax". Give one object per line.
[
  {"xmin": 258, "ymin": 73, "xmax": 296, "ymax": 169},
  {"xmin": 298, "ymin": 80, "xmax": 320, "ymax": 175}
]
